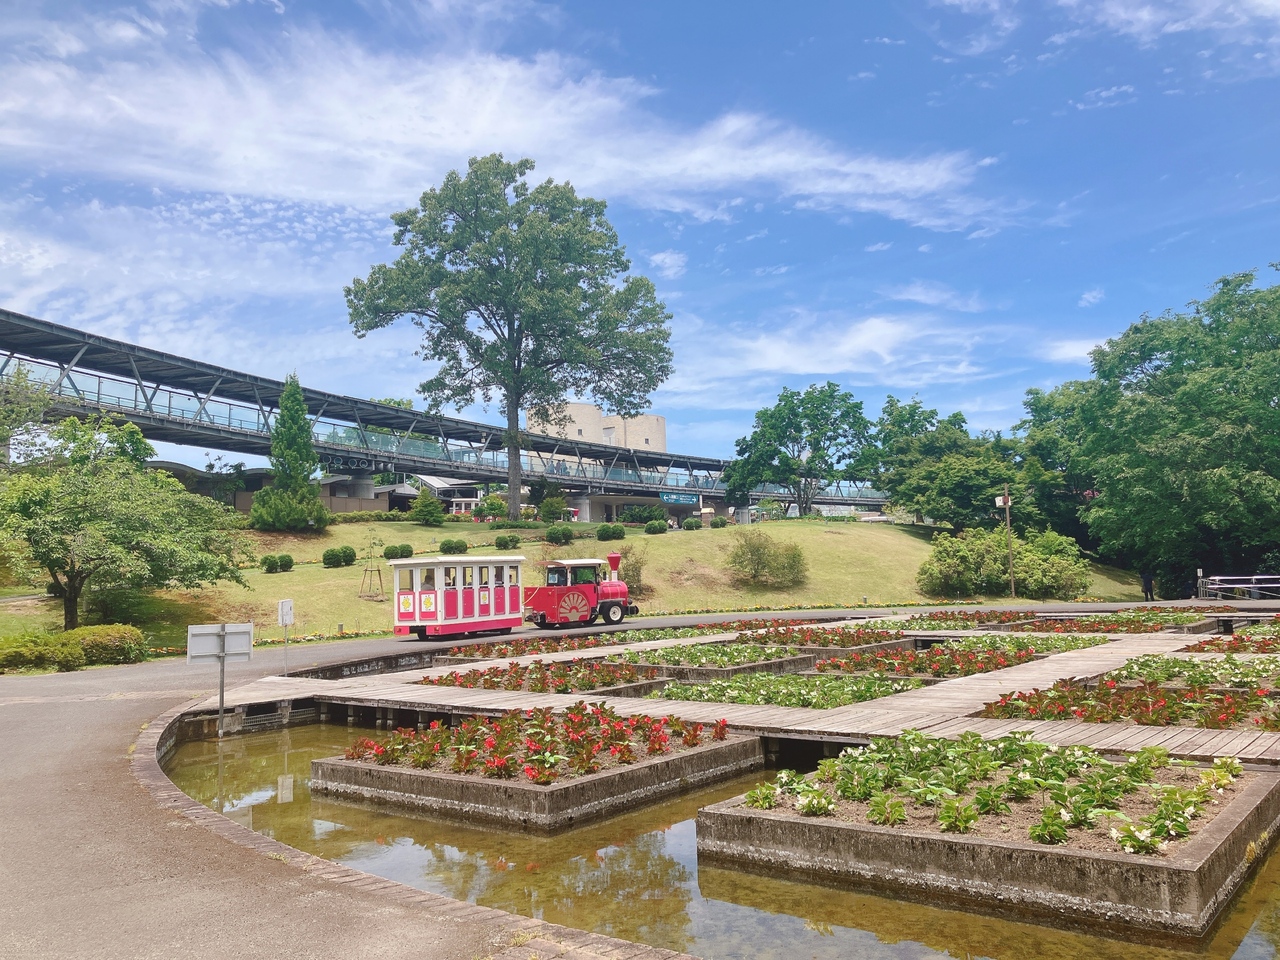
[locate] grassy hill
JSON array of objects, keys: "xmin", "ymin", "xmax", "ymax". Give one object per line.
[{"xmin": 0, "ymin": 519, "xmax": 1142, "ymax": 649}]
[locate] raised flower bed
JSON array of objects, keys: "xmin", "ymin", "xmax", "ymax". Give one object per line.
[
  {"xmin": 696, "ymin": 730, "xmax": 1280, "ymax": 938},
  {"xmin": 421, "ymin": 658, "xmax": 661, "ymax": 695},
  {"xmin": 657, "ymin": 672, "xmax": 919, "ymax": 708},
  {"xmin": 311, "ymin": 703, "xmax": 762, "ymax": 832},
  {"xmin": 980, "ymin": 680, "xmax": 1280, "ymax": 730},
  {"xmin": 607, "ymin": 643, "xmax": 816, "ymax": 682},
  {"xmin": 433, "ymin": 618, "xmax": 814, "ymax": 665},
  {"xmin": 861, "ymin": 610, "xmax": 1037, "ymax": 631}
]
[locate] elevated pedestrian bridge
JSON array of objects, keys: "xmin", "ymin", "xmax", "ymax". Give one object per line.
[{"xmin": 0, "ymin": 308, "xmax": 884, "ymax": 508}]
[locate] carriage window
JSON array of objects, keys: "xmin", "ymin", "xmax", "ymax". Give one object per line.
[
  {"xmin": 509, "ymin": 565, "xmax": 520, "ymax": 586},
  {"xmin": 546, "ymin": 566, "xmax": 567, "ymax": 587},
  {"xmin": 444, "ymin": 567, "xmax": 457, "ymax": 588},
  {"xmin": 494, "ymin": 566, "xmax": 505, "ymax": 586},
  {"xmin": 479, "ymin": 567, "xmax": 490, "ymax": 586},
  {"xmin": 572, "ymin": 566, "xmax": 598, "ymax": 585},
  {"xmin": 421, "ymin": 568, "xmax": 435, "ymax": 590},
  {"xmin": 462, "ymin": 567, "xmax": 474, "ymax": 587}
]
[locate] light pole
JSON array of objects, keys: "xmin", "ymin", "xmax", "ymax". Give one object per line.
[{"xmin": 997, "ymin": 484, "xmax": 1015, "ymax": 599}]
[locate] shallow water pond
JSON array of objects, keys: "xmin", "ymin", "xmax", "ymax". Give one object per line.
[{"xmin": 166, "ymin": 724, "xmax": 1280, "ymax": 960}]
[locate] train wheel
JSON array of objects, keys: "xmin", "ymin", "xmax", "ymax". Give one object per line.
[
  {"xmin": 535, "ymin": 620, "xmax": 556, "ymax": 631},
  {"xmin": 587, "ymin": 613, "xmax": 599, "ymax": 625},
  {"xmin": 603, "ymin": 603, "xmax": 625, "ymax": 625},
  {"xmin": 497, "ymin": 627, "xmax": 513, "ymax": 635}
]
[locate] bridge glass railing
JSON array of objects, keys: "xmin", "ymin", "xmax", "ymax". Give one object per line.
[{"xmin": 6, "ymin": 359, "xmax": 881, "ymax": 500}]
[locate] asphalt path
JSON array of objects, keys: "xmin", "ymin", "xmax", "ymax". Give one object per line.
[{"xmin": 0, "ymin": 601, "xmax": 1263, "ymax": 960}]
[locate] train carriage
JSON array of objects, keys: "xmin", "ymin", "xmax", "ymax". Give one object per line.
[{"xmin": 390, "ymin": 555, "xmax": 525, "ymax": 640}]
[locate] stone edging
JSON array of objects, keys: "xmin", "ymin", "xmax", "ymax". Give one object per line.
[{"xmin": 130, "ymin": 698, "xmax": 701, "ymax": 960}]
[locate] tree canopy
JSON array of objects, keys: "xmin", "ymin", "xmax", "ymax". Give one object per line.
[
  {"xmin": 346, "ymin": 153, "xmax": 674, "ymax": 520},
  {"xmin": 1057, "ymin": 268, "xmax": 1280, "ymax": 590},
  {"xmin": 0, "ymin": 363, "xmax": 51, "ymax": 465},
  {"xmin": 0, "ymin": 418, "xmax": 252, "ymax": 629},
  {"xmin": 724, "ymin": 382, "xmax": 870, "ymax": 518},
  {"xmin": 250, "ymin": 374, "xmax": 329, "ymax": 532}
]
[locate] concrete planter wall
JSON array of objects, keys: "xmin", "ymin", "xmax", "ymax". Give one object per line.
[
  {"xmin": 313, "ymin": 735, "xmax": 763, "ymax": 833},
  {"xmin": 696, "ymin": 772, "xmax": 1280, "ymax": 941}
]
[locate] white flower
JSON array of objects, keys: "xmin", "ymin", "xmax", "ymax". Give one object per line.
[{"xmin": 1059, "ymin": 808, "xmax": 1072, "ymax": 822}]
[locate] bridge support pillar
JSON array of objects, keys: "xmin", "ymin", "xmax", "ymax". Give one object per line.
[
  {"xmin": 347, "ymin": 473, "xmax": 376, "ymax": 500},
  {"xmin": 571, "ymin": 497, "xmax": 592, "ymax": 523}
]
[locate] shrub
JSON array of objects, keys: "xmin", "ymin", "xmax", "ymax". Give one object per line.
[
  {"xmin": 442, "ymin": 513, "xmax": 469, "ymax": 523},
  {"xmin": 644, "ymin": 520, "xmax": 667, "ymax": 535},
  {"xmin": 726, "ymin": 528, "xmax": 808, "ymax": 588},
  {"xmin": 596, "ymin": 523, "xmax": 625, "ymax": 541},
  {"xmin": 331, "ymin": 510, "xmax": 414, "ymax": 524},
  {"xmin": 619, "ymin": 504, "xmax": 667, "ymax": 525},
  {"xmin": 682, "ymin": 518, "xmax": 703, "ymax": 531},
  {"xmin": 249, "ymin": 486, "xmax": 330, "ymax": 532},
  {"xmin": 0, "ymin": 634, "xmax": 85, "ymax": 672},
  {"xmin": 65, "ymin": 624, "xmax": 149, "ymax": 665},
  {"xmin": 261, "ymin": 554, "xmax": 280, "ymax": 573},
  {"xmin": 440, "ymin": 539, "xmax": 469, "ymax": 555},
  {"xmin": 617, "ymin": 543, "xmax": 648, "ymax": 598},
  {"xmin": 540, "ymin": 495, "xmax": 569, "ymax": 522},
  {"xmin": 277, "ymin": 554, "xmax": 294, "ymax": 571},
  {"xmin": 408, "ymin": 494, "xmax": 445, "ymax": 526},
  {"xmin": 710, "ymin": 516, "xmax": 728, "ymax": 529},
  {"xmin": 915, "ymin": 528, "xmax": 1092, "ymax": 599},
  {"xmin": 338, "ymin": 545, "xmax": 357, "ymax": 566},
  {"xmin": 545, "ymin": 524, "xmax": 576, "ymax": 545},
  {"xmin": 396, "ymin": 544, "xmax": 413, "ymax": 559},
  {"xmin": 322, "ymin": 548, "xmax": 343, "ymax": 568},
  {"xmin": 494, "ymin": 534, "xmax": 522, "ymax": 550},
  {"xmin": 382, "ymin": 545, "xmax": 400, "ymax": 560}
]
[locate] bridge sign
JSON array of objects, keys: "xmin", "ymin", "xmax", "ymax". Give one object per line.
[{"xmin": 660, "ymin": 492, "xmax": 700, "ymax": 505}]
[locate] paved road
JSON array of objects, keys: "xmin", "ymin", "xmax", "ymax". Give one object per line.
[
  {"xmin": 1, "ymin": 601, "xmax": 1266, "ymax": 960},
  {"xmin": 0, "ymin": 638, "xmax": 513, "ymax": 960}
]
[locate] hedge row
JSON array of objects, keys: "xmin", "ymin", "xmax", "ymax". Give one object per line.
[
  {"xmin": 0, "ymin": 624, "xmax": 149, "ymax": 672},
  {"xmin": 260, "ymin": 553, "xmax": 295, "ymax": 573},
  {"xmin": 322, "ymin": 546, "xmax": 358, "ymax": 568},
  {"xmin": 382, "ymin": 544, "xmax": 414, "ymax": 559}
]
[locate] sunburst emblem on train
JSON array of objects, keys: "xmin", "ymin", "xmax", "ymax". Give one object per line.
[{"xmin": 557, "ymin": 590, "xmax": 591, "ymax": 621}]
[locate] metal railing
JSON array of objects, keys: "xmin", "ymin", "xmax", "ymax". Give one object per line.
[
  {"xmin": 6, "ymin": 357, "xmax": 884, "ymax": 502},
  {"xmin": 1198, "ymin": 576, "xmax": 1280, "ymax": 601}
]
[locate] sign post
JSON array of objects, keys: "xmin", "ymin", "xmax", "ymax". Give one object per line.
[
  {"xmin": 277, "ymin": 599, "xmax": 294, "ymax": 675},
  {"xmin": 187, "ymin": 623, "xmax": 253, "ymax": 738},
  {"xmin": 995, "ymin": 486, "xmax": 1015, "ymax": 599}
]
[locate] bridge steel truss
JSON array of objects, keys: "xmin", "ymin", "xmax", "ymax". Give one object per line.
[{"xmin": 0, "ymin": 308, "xmax": 886, "ymax": 508}]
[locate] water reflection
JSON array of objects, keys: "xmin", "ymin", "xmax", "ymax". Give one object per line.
[{"xmin": 165, "ymin": 724, "xmax": 1280, "ymax": 960}]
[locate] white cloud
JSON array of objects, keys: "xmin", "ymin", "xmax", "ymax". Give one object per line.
[
  {"xmin": 866, "ymin": 36, "xmax": 906, "ymax": 44},
  {"xmin": 1041, "ymin": 338, "xmax": 1100, "ymax": 363},
  {"xmin": 1070, "ymin": 84, "xmax": 1137, "ymax": 109},
  {"xmin": 918, "ymin": 243, "xmax": 933, "ymax": 252},
  {"xmin": 1057, "ymin": 0, "xmax": 1280, "ymax": 44},
  {"xmin": 647, "ymin": 249, "xmax": 687, "ymax": 279},
  {"xmin": 1078, "ymin": 286, "xmax": 1106, "ymax": 306},
  {"xmin": 0, "ymin": 16, "xmax": 1007, "ymax": 232},
  {"xmin": 936, "ymin": 0, "xmax": 1023, "ymax": 54},
  {"xmin": 881, "ymin": 279, "xmax": 986, "ymax": 312},
  {"xmin": 864, "ymin": 241, "xmax": 893, "ymax": 251}
]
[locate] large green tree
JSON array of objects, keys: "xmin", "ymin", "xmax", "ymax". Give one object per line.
[
  {"xmin": 0, "ymin": 418, "xmax": 252, "ymax": 629},
  {"xmin": 250, "ymin": 374, "xmax": 329, "ymax": 531},
  {"xmin": 1071, "ymin": 268, "xmax": 1280, "ymax": 589},
  {"xmin": 346, "ymin": 154, "xmax": 674, "ymax": 520},
  {"xmin": 724, "ymin": 382, "xmax": 870, "ymax": 518},
  {"xmin": 0, "ymin": 362, "xmax": 52, "ymax": 465}
]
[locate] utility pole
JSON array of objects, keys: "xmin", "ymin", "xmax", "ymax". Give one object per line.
[{"xmin": 1003, "ymin": 483, "xmax": 1016, "ymax": 599}]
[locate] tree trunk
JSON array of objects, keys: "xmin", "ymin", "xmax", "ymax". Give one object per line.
[
  {"xmin": 506, "ymin": 404, "xmax": 522, "ymax": 521},
  {"xmin": 63, "ymin": 580, "xmax": 81, "ymax": 631}
]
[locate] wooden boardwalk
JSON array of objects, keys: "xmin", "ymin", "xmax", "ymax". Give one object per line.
[{"xmin": 198, "ymin": 628, "xmax": 1280, "ymax": 764}]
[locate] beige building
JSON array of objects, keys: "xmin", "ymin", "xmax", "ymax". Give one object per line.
[{"xmin": 526, "ymin": 402, "xmax": 666, "ymax": 452}]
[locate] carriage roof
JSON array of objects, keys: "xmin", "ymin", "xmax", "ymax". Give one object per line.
[
  {"xmin": 545, "ymin": 558, "xmax": 606, "ymax": 567},
  {"xmin": 387, "ymin": 555, "xmax": 526, "ymax": 565}
]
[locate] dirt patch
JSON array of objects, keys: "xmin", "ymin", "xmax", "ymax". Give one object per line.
[{"xmin": 665, "ymin": 557, "xmax": 729, "ymax": 590}]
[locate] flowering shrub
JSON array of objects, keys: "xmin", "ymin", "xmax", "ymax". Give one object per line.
[
  {"xmin": 817, "ymin": 646, "xmax": 1034, "ymax": 678},
  {"xmin": 609, "ymin": 643, "xmax": 798, "ymax": 668},
  {"xmin": 345, "ymin": 702, "xmax": 730, "ymax": 785},
  {"xmin": 748, "ymin": 729, "xmax": 1242, "ymax": 855},
  {"xmin": 861, "ymin": 610, "xmax": 1034, "ymax": 631},
  {"xmin": 423, "ymin": 659, "xmax": 657, "ymax": 693},
  {"xmin": 980, "ymin": 679, "xmax": 1273, "ymax": 728},
  {"xmin": 658, "ymin": 673, "xmax": 919, "ymax": 708},
  {"xmin": 444, "ymin": 619, "xmax": 815, "ymax": 659},
  {"xmin": 738, "ymin": 625, "xmax": 904, "ymax": 647}
]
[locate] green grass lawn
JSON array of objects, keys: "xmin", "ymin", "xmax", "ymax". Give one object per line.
[{"xmin": 0, "ymin": 518, "xmax": 1144, "ymax": 649}]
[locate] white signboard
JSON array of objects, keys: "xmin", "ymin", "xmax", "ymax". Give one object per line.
[
  {"xmin": 994, "ymin": 495, "xmax": 1011, "ymax": 507},
  {"xmin": 277, "ymin": 599, "xmax": 294, "ymax": 628},
  {"xmin": 186, "ymin": 623, "xmax": 254, "ymax": 664}
]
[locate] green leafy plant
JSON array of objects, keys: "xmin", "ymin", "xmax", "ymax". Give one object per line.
[
  {"xmin": 937, "ymin": 798, "xmax": 979, "ymax": 833},
  {"xmin": 276, "ymin": 553, "xmax": 294, "ymax": 571},
  {"xmin": 260, "ymin": 554, "xmax": 279, "ymax": 573},
  {"xmin": 709, "ymin": 516, "xmax": 728, "ymax": 528},
  {"xmin": 1028, "ymin": 806, "xmax": 1070, "ymax": 845},
  {"xmin": 439, "ymin": 539, "xmax": 469, "ymax": 555},
  {"xmin": 744, "ymin": 782, "xmax": 779, "ymax": 809},
  {"xmin": 866, "ymin": 791, "xmax": 907, "ymax": 826},
  {"xmin": 644, "ymin": 520, "xmax": 667, "ymax": 535},
  {"xmin": 682, "ymin": 517, "xmax": 702, "ymax": 531},
  {"xmin": 795, "ymin": 788, "xmax": 837, "ymax": 816}
]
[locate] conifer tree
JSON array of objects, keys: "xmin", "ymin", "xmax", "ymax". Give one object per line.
[{"xmin": 250, "ymin": 374, "xmax": 329, "ymax": 531}]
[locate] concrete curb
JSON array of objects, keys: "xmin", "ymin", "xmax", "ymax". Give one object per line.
[{"xmin": 130, "ymin": 699, "xmax": 702, "ymax": 960}]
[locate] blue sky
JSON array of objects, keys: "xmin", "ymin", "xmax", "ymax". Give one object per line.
[{"xmin": 3, "ymin": 0, "xmax": 1279, "ymax": 463}]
